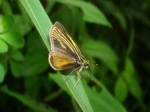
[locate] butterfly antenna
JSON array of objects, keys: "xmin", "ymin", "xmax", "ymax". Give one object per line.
[
  {"xmin": 89, "ymin": 61, "xmax": 98, "ymax": 81},
  {"xmin": 90, "ymin": 61, "xmax": 98, "ymax": 66}
]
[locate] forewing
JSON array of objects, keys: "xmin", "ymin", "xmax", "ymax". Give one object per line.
[{"xmin": 50, "ymin": 22, "xmax": 84, "ymax": 60}]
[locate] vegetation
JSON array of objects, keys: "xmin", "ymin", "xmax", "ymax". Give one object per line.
[{"xmin": 0, "ymin": 0, "xmax": 149, "ymax": 112}]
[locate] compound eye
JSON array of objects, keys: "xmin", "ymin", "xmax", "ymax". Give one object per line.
[{"xmin": 84, "ymin": 63, "xmax": 89, "ymax": 68}]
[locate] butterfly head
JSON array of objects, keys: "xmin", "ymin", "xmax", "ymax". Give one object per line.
[{"xmin": 83, "ymin": 60, "xmax": 90, "ymax": 68}]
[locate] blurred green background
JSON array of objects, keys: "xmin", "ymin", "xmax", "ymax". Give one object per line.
[{"xmin": 0, "ymin": 0, "xmax": 150, "ymax": 112}]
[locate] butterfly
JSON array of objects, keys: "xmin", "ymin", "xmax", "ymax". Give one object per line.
[{"xmin": 48, "ymin": 22, "xmax": 90, "ymax": 88}]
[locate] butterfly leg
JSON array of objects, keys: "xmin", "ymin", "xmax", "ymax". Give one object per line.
[
  {"xmin": 73, "ymin": 65, "xmax": 84, "ymax": 89},
  {"xmin": 65, "ymin": 67, "xmax": 79, "ymax": 82},
  {"xmin": 73, "ymin": 71, "xmax": 81, "ymax": 89}
]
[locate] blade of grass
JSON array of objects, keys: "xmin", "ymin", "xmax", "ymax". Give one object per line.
[
  {"xmin": 50, "ymin": 73, "xmax": 94, "ymax": 112},
  {"xmin": 19, "ymin": 0, "xmax": 51, "ymax": 51},
  {"xmin": 19, "ymin": 0, "xmax": 93, "ymax": 112}
]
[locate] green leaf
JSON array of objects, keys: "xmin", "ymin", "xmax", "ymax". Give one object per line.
[
  {"xmin": 0, "ymin": 30, "xmax": 24, "ymax": 48},
  {"xmin": 0, "ymin": 15, "xmax": 14, "ymax": 33},
  {"xmin": 0, "ymin": 0, "xmax": 13, "ymax": 15},
  {"xmin": 124, "ymin": 58, "xmax": 135, "ymax": 76},
  {"xmin": 0, "ymin": 59, "xmax": 8, "ymax": 75},
  {"xmin": 11, "ymin": 51, "xmax": 24, "ymax": 61},
  {"xmin": 0, "ymin": 0, "xmax": 2, "ymax": 5},
  {"xmin": 0, "ymin": 64, "xmax": 5, "ymax": 83},
  {"xmin": 13, "ymin": 15, "xmax": 32, "ymax": 36},
  {"xmin": 26, "ymin": 31, "xmax": 47, "ymax": 53},
  {"xmin": 20, "ymin": 31, "xmax": 49, "ymax": 77},
  {"xmin": 10, "ymin": 60, "xmax": 23, "ymax": 78},
  {"xmin": 21, "ymin": 53, "xmax": 49, "ymax": 77},
  {"xmin": 0, "ymin": 39, "xmax": 8, "ymax": 53},
  {"xmin": 114, "ymin": 77, "xmax": 128, "ymax": 102},
  {"xmin": 86, "ymin": 82, "xmax": 127, "ymax": 112},
  {"xmin": 10, "ymin": 51, "xmax": 48, "ymax": 78},
  {"xmin": 0, "ymin": 86, "xmax": 57, "ymax": 112},
  {"xmin": 82, "ymin": 39, "xmax": 118, "ymax": 74},
  {"xmin": 122, "ymin": 58, "xmax": 142, "ymax": 100},
  {"xmin": 50, "ymin": 73, "xmax": 127, "ymax": 112},
  {"xmin": 128, "ymin": 78, "xmax": 142, "ymax": 100},
  {"xmin": 0, "ymin": 14, "xmax": 24, "ymax": 49},
  {"xmin": 53, "ymin": 0, "xmax": 111, "ymax": 27}
]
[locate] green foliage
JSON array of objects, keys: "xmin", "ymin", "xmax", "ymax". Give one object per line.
[
  {"xmin": 0, "ymin": 86, "xmax": 57, "ymax": 112},
  {"xmin": 0, "ymin": 39, "xmax": 8, "ymax": 53},
  {"xmin": 54, "ymin": 0, "xmax": 111, "ymax": 27},
  {"xmin": 50, "ymin": 73, "xmax": 126, "ymax": 112},
  {"xmin": 0, "ymin": 64, "xmax": 5, "ymax": 82},
  {"xmin": 0, "ymin": 0, "xmax": 149, "ymax": 112},
  {"xmin": 82, "ymin": 39, "xmax": 118, "ymax": 74}
]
